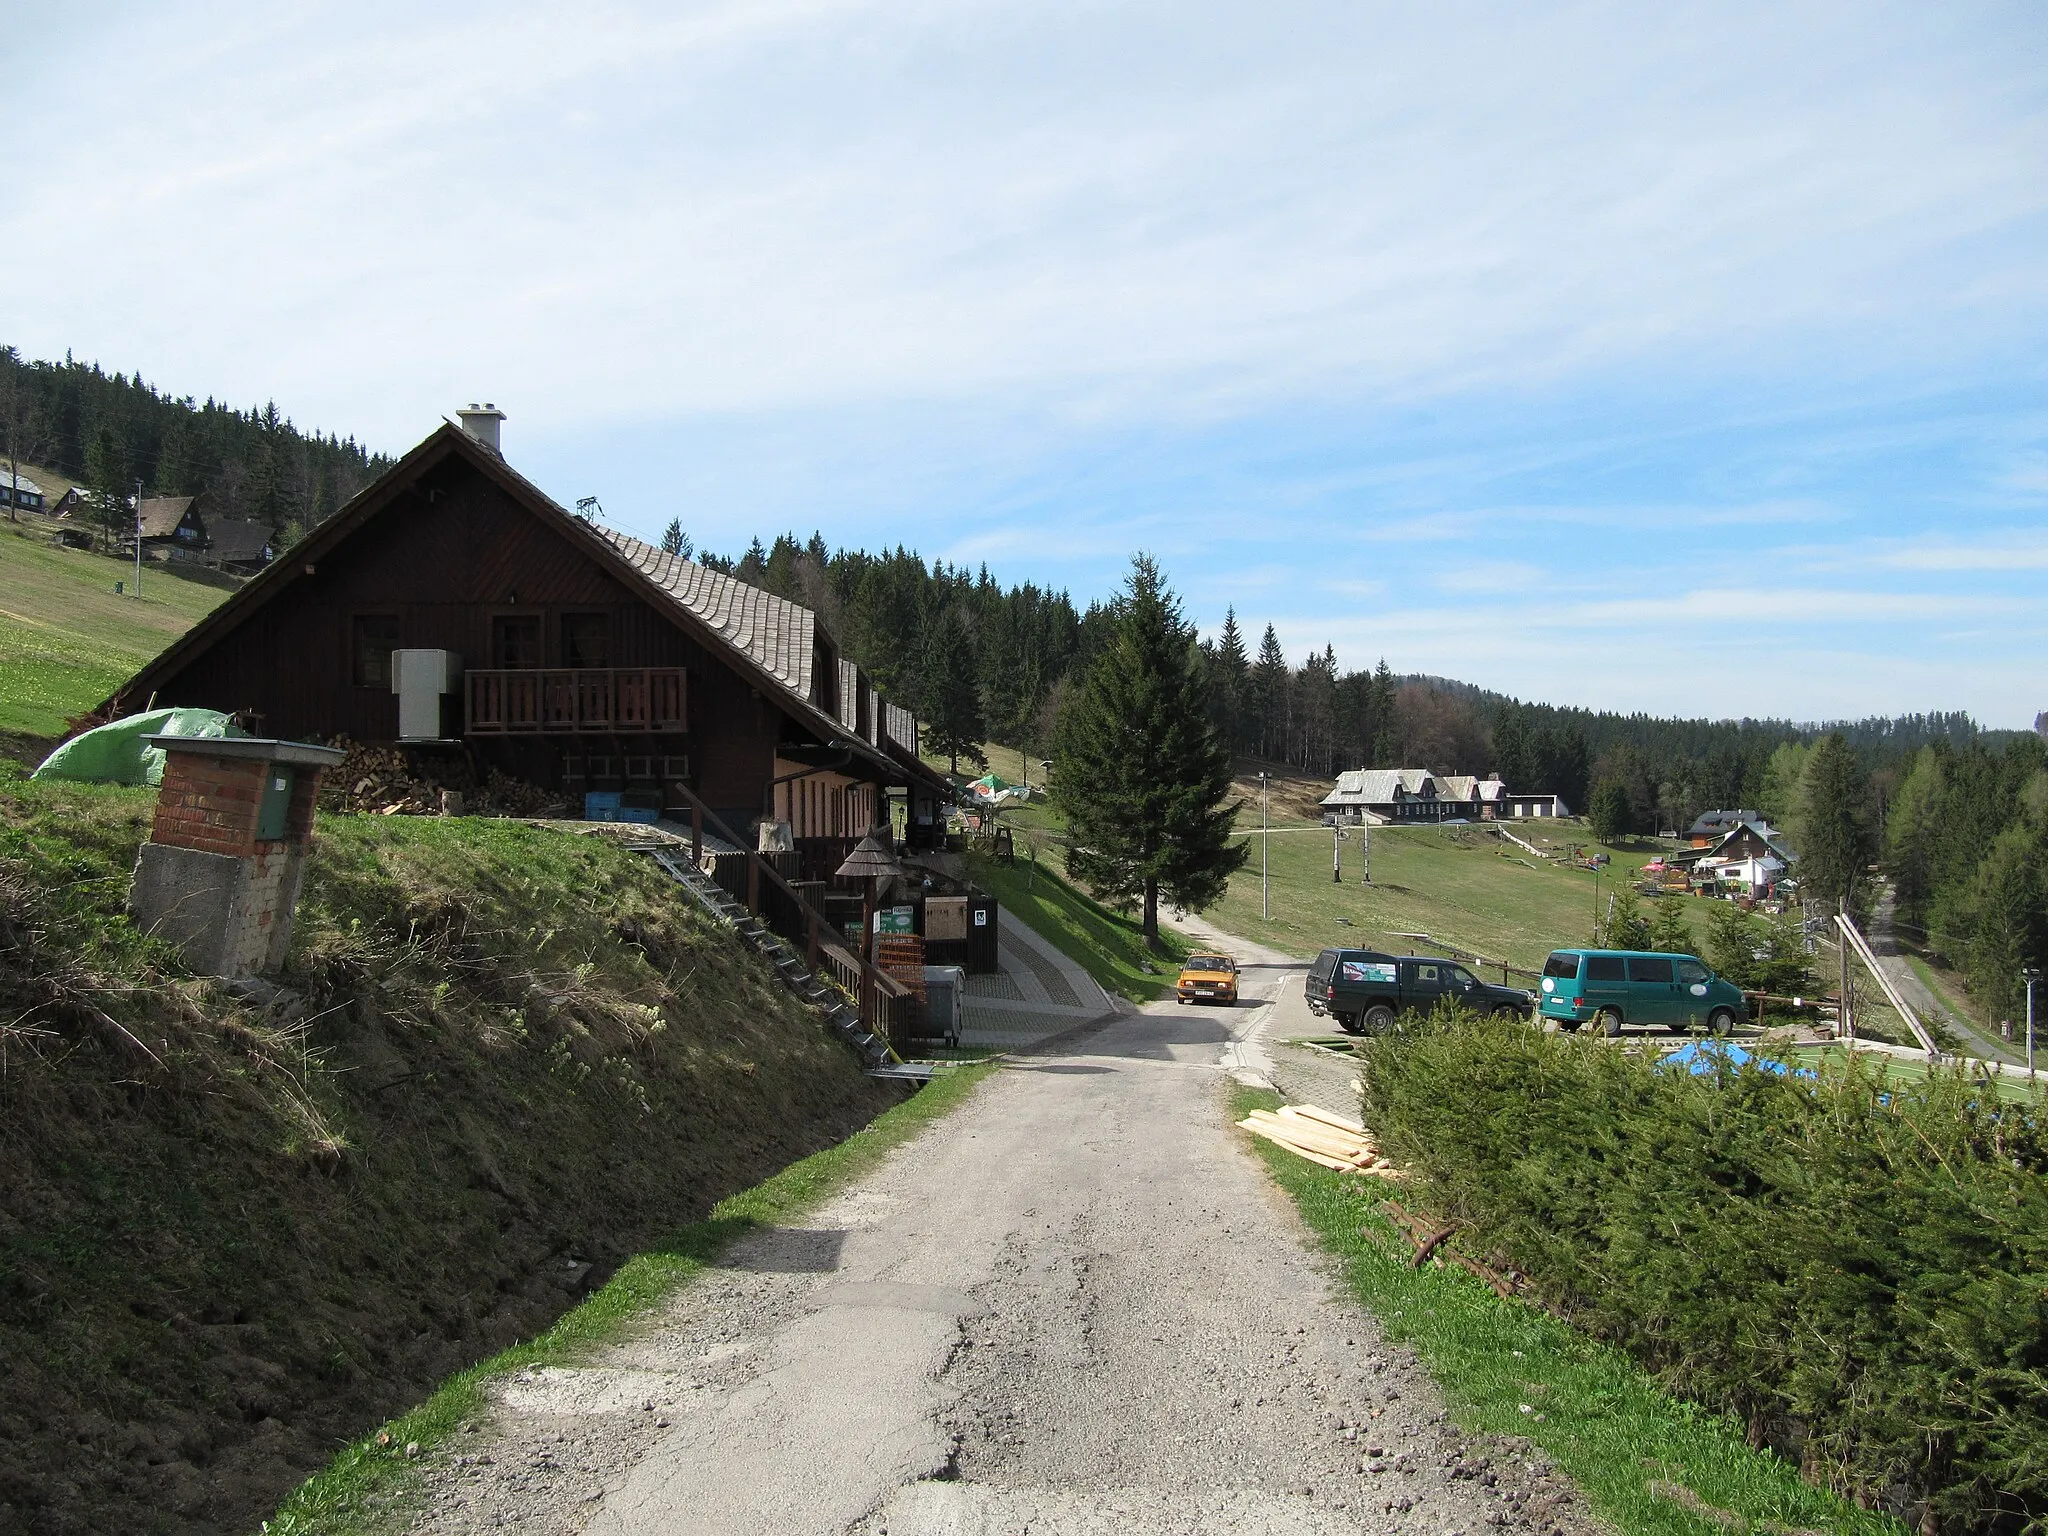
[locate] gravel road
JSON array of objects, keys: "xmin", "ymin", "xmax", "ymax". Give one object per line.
[{"xmin": 398, "ymin": 943, "xmax": 1592, "ymax": 1536}]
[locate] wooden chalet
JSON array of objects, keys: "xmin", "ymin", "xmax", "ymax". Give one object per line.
[{"xmin": 107, "ymin": 419, "xmax": 953, "ymax": 883}]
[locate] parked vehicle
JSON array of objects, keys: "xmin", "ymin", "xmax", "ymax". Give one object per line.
[
  {"xmin": 1306, "ymin": 947, "xmax": 1532, "ymax": 1034},
  {"xmin": 1537, "ymin": 948, "xmax": 1746, "ymax": 1036},
  {"xmin": 1176, "ymin": 953, "xmax": 1239, "ymax": 1005}
]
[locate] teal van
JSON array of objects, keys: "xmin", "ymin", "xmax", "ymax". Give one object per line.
[{"xmin": 1538, "ymin": 949, "xmax": 1746, "ymax": 1036}]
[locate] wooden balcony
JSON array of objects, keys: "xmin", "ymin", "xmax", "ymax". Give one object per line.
[{"xmin": 464, "ymin": 667, "xmax": 687, "ymax": 735}]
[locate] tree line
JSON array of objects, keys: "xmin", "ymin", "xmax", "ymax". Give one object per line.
[{"xmin": 0, "ymin": 347, "xmax": 388, "ymax": 544}]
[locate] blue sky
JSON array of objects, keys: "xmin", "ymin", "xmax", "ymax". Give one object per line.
[{"xmin": 7, "ymin": 1, "xmax": 2046, "ymax": 724}]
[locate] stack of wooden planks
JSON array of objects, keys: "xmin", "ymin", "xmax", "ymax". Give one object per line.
[{"xmin": 1237, "ymin": 1103, "xmax": 1401, "ymax": 1176}]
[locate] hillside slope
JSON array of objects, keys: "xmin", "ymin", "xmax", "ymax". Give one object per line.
[
  {"xmin": 0, "ymin": 774, "xmax": 896, "ymax": 1536},
  {"xmin": 0, "ymin": 519, "xmax": 234, "ymax": 748}
]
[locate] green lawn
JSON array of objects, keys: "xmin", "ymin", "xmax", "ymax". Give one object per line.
[
  {"xmin": 0, "ymin": 523, "xmax": 232, "ymax": 737},
  {"xmin": 1206, "ymin": 818, "xmax": 1701, "ymax": 971},
  {"xmin": 1235, "ymin": 1084, "xmax": 1907, "ymax": 1536},
  {"xmin": 966, "ymin": 849, "xmax": 1191, "ymax": 1003}
]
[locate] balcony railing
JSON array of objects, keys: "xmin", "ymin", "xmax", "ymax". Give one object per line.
[{"xmin": 465, "ymin": 667, "xmax": 687, "ymax": 734}]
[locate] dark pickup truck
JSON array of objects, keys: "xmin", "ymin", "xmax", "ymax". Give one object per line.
[{"xmin": 1305, "ymin": 947, "xmax": 1533, "ymax": 1034}]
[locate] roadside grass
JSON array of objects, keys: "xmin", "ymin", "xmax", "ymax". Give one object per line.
[
  {"xmin": 1233, "ymin": 1085, "xmax": 1906, "ymax": 1536},
  {"xmin": 965, "ymin": 849, "xmax": 1191, "ymax": 1003},
  {"xmin": 1207, "ymin": 821, "xmax": 1702, "ymax": 972},
  {"xmin": 266, "ymin": 1061, "xmax": 998, "ymax": 1535},
  {"xmin": 0, "ymin": 523, "xmax": 233, "ymax": 735}
]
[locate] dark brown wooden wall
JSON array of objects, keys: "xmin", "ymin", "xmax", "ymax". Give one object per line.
[{"xmin": 135, "ymin": 455, "xmax": 790, "ymax": 807}]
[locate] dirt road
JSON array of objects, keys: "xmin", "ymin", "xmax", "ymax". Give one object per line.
[{"xmin": 400, "ymin": 948, "xmax": 1583, "ymax": 1535}]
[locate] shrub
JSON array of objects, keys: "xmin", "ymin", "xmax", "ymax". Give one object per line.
[{"xmin": 1359, "ymin": 1009, "xmax": 2048, "ymax": 1534}]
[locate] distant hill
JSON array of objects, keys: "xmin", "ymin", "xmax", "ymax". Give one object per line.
[{"xmin": 1, "ymin": 346, "xmax": 390, "ymax": 539}]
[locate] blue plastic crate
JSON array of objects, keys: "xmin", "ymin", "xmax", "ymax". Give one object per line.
[{"xmin": 583, "ymin": 791, "xmax": 623, "ymax": 819}]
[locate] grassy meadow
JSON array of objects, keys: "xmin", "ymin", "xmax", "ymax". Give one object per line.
[
  {"xmin": 1210, "ymin": 816, "xmax": 1699, "ymax": 971},
  {"xmin": 0, "ymin": 520, "xmax": 233, "ymax": 740}
]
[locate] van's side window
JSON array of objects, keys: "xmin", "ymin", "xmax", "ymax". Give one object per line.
[
  {"xmin": 1585, "ymin": 956, "xmax": 1626, "ymax": 982},
  {"xmin": 1628, "ymin": 957, "xmax": 1675, "ymax": 983},
  {"xmin": 1675, "ymin": 959, "xmax": 1709, "ymax": 984}
]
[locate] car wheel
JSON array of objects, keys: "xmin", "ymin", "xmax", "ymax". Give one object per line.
[
  {"xmin": 1599, "ymin": 1007, "xmax": 1624, "ymax": 1037},
  {"xmin": 1176, "ymin": 996, "xmax": 1187, "ymax": 1005},
  {"xmin": 1336, "ymin": 1014, "xmax": 1365, "ymax": 1036},
  {"xmin": 1492, "ymin": 1003, "xmax": 1523, "ymax": 1020},
  {"xmin": 1707, "ymin": 1007, "xmax": 1736, "ymax": 1035},
  {"xmin": 1364, "ymin": 1003, "xmax": 1397, "ymax": 1034}
]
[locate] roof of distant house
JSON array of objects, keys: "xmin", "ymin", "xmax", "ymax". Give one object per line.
[
  {"xmin": 1323, "ymin": 768, "xmax": 1442, "ymax": 804},
  {"xmin": 205, "ymin": 518, "xmax": 273, "ymax": 564},
  {"xmin": 2, "ymin": 471, "xmax": 44, "ymax": 496},
  {"xmin": 1688, "ymin": 808, "xmax": 1760, "ymax": 837},
  {"xmin": 137, "ymin": 496, "xmax": 197, "ymax": 539}
]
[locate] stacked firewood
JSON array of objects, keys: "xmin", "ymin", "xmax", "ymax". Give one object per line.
[{"xmin": 317, "ymin": 737, "xmax": 565, "ymax": 818}]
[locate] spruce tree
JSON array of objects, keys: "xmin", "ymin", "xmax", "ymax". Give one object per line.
[
  {"xmin": 917, "ymin": 606, "xmax": 985, "ymax": 773},
  {"xmin": 84, "ymin": 423, "xmax": 127, "ymax": 551},
  {"xmin": 1053, "ymin": 556, "xmax": 1248, "ymax": 946},
  {"xmin": 1251, "ymin": 625, "xmax": 1288, "ymax": 760},
  {"xmin": 659, "ymin": 518, "xmax": 691, "ymax": 558},
  {"xmin": 1216, "ymin": 607, "xmax": 1250, "ymax": 754},
  {"xmin": 1370, "ymin": 660, "xmax": 1398, "ymax": 767},
  {"xmin": 1649, "ymin": 895, "xmax": 1693, "ymax": 954},
  {"xmin": 1589, "ymin": 778, "xmax": 1633, "ymax": 844},
  {"xmin": 1796, "ymin": 733, "xmax": 1873, "ymax": 918}
]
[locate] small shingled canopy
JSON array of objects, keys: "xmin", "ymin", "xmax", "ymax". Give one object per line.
[{"xmin": 835, "ymin": 833, "xmax": 904, "ymax": 882}]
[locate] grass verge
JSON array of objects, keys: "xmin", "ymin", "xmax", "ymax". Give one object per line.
[
  {"xmin": 966, "ymin": 850, "xmax": 1191, "ymax": 1003},
  {"xmin": 1231, "ymin": 1084, "xmax": 1906, "ymax": 1536},
  {"xmin": 266, "ymin": 1061, "xmax": 998, "ymax": 1535}
]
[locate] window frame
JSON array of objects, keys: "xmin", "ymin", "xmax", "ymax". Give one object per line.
[
  {"xmin": 350, "ymin": 612, "xmax": 401, "ymax": 689},
  {"xmin": 490, "ymin": 611, "xmax": 546, "ymax": 670}
]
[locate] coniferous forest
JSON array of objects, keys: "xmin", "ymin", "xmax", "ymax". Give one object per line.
[{"xmin": 0, "ymin": 347, "xmax": 389, "ymax": 539}]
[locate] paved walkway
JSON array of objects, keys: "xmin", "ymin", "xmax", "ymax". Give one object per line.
[
  {"xmin": 401, "ymin": 944, "xmax": 1583, "ymax": 1536},
  {"xmin": 956, "ymin": 910, "xmax": 1121, "ymax": 1050}
]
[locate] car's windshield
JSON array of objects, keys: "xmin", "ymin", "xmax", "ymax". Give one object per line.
[{"xmin": 1186, "ymin": 955, "xmax": 1232, "ymax": 971}]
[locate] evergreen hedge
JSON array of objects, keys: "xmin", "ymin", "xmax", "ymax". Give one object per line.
[{"xmin": 1359, "ymin": 1012, "xmax": 2048, "ymax": 1534}]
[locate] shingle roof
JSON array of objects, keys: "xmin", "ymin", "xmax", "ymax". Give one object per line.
[
  {"xmin": 598, "ymin": 528, "xmax": 815, "ymax": 703},
  {"xmin": 1688, "ymin": 808, "xmax": 1760, "ymax": 837},
  {"xmin": 205, "ymin": 518, "xmax": 273, "ymax": 564},
  {"xmin": 1438, "ymin": 775, "xmax": 1479, "ymax": 800},
  {"xmin": 1324, "ymin": 768, "xmax": 1440, "ymax": 805},
  {"xmin": 137, "ymin": 496, "xmax": 196, "ymax": 538}
]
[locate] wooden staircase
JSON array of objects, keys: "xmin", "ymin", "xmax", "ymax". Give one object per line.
[{"xmin": 628, "ymin": 837, "xmax": 932, "ymax": 1084}]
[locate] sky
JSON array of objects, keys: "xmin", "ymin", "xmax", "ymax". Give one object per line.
[{"xmin": 6, "ymin": 1, "xmax": 2046, "ymax": 726}]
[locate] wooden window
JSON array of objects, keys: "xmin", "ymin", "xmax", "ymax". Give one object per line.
[
  {"xmin": 352, "ymin": 614, "xmax": 400, "ymax": 687},
  {"xmin": 493, "ymin": 615, "xmax": 543, "ymax": 669},
  {"xmin": 561, "ymin": 612, "xmax": 610, "ymax": 668}
]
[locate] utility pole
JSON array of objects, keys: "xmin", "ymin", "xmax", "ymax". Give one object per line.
[
  {"xmin": 132, "ymin": 478, "xmax": 143, "ymax": 599},
  {"xmin": 2025, "ymin": 967, "xmax": 2041, "ymax": 1077},
  {"xmin": 1259, "ymin": 772, "xmax": 1270, "ymax": 921},
  {"xmin": 1332, "ymin": 822, "xmax": 1342, "ymax": 883},
  {"xmin": 1361, "ymin": 821, "xmax": 1370, "ymax": 885}
]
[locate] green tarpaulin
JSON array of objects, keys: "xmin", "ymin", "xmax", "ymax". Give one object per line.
[{"xmin": 32, "ymin": 708, "xmax": 245, "ymax": 787}]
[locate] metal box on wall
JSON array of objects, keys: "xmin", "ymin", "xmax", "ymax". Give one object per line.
[{"xmin": 255, "ymin": 764, "xmax": 296, "ymax": 841}]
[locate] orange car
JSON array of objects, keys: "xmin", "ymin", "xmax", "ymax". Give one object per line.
[{"xmin": 1176, "ymin": 953, "xmax": 1239, "ymax": 1005}]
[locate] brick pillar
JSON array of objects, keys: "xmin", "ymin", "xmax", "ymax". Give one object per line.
[{"xmin": 129, "ymin": 737, "xmax": 345, "ymax": 978}]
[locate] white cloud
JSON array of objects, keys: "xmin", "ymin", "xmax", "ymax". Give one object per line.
[{"xmin": 7, "ymin": 1, "xmax": 2046, "ymax": 443}]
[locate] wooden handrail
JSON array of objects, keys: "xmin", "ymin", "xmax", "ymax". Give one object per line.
[{"xmin": 662, "ymin": 779, "xmax": 913, "ymax": 1044}]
